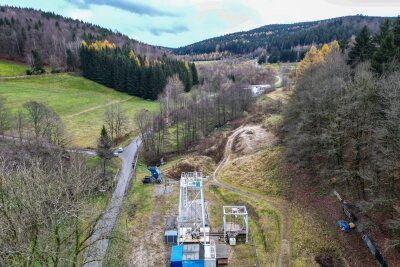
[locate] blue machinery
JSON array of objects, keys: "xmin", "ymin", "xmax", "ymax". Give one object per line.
[{"xmin": 142, "ymin": 167, "xmax": 162, "ymax": 184}]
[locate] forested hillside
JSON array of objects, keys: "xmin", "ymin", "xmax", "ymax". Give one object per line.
[
  {"xmin": 282, "ymin": 17, "xmax": 400, "ymax": 260},
  {"xmin": 80, "ymin": 40, "xmax": 198, "ymax": 100},
  {"xmin": 174, "ymin": 15, "xmax": 392, "ymax": 62},
  {"xmin": 0, "ymin": 6, "xmax": 166, "ymax": 68}
]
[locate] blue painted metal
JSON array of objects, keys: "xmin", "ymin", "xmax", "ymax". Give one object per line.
[
  {"xmin": 182, "ymin": 260, "xmax": 204, "ymax": 267},
  {"xmin": 148, "ymin": 167, "xmax": 160, "ymax": 179},
  {"xmin": 336, "ymin": 220, "xmax": 350, "ymax": 232},
  {"xmin": 171, "ymin": 245, "xmax": 183, "ymax": 267}
]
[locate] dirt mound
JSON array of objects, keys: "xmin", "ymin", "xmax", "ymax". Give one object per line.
[
  {"xmin": 164, "ymin": 155, "xmax": 215, "ymax": 179},
  {"xmin": 232, "ymin": 125, "xmax": 276, "ymax": 157}
]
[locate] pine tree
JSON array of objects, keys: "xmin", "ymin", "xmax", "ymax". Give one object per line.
[
  {"xmin": 257, "ymin": 51, "xmax": 267, "ymax": 64},
  {"xmin": 375, "ymin": 19, "xmax": 391, "ymax": 44},
  {"xmin": 348, "ymin": 26, "xmax": 375, "ymax": 67},
  {"xmin": 372, "ymin": 32, "xmax": 395, "ymax": 75},
  {"xmin": 394, "ymin": 16, "xmax": 400, "ymax": 60},
  {"xmin": 97, "ymin": 125, "xmax": 113, "ymax": 184},
  {"xmin": 338, "ymin": 38, "xmax": 349, "ymax": 52},
  {"xmin": 79, "ymin": 40, "xmax": 195, "ymax": 99},
  {"xmin": 66, "ymin": 49, "xmax": 75, "ymax": 71},
  {"xmin": 30, "ymin": 49, "xmax": 44, "ymax": 74},
  {"xmin": 190, "ymin": 63, "xmax": 199, "ymax": 85}
]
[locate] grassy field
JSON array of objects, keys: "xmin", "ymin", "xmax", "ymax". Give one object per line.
[
  {"xmin": 0, "ymin": 60, "xmax": 28, "ymax": 77},
  {"xmin": 207, "ymin": 185, "xmax": 281, "ymax": 266},
  {"xmin": 0, "ymin": 73, "xmax": 158, "ymax": 148}
]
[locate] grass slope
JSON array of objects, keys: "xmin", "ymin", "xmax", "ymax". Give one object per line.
[
  {"xmin": 0, "ymin": 73, "xmax": 158, "ymax": 147},
  {"xmin": 0, "ymin": 60, "xmax": 28, "ymax": 77}
]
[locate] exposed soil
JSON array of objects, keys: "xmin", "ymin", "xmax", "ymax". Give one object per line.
[
  {"xmin": 164, "ymin": 155, "xmax": 215, "ymax": 179},
  {"xmin": 127, "ymin": 183, "xmax": 178, "ymax": 267},
  {"xmin": 232, "ymin": 125, "xmax": 277, "ymax": 157}
]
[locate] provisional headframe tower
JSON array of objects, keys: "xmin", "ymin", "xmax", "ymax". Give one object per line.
[
  {"xmin": 223, "ymin": 206, "xmax": 249, "ymax": 245},
  {"xmin": 178, "ymin": 172, "xmax": 208, "ymax": 244}
]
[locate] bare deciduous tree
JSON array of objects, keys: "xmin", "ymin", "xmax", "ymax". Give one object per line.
[
  {"xmin": 104, "ymin": 104, "xmax": 128, "ymax": 142},
  {"xmin": 0, "ymin": 145, "xmax": 104, "ymax": 266},
  {"xmin": 23, "ymin": 101, "xmax": 66, "ymax": 146}
]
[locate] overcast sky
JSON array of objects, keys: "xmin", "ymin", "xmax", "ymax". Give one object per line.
[{"xmin": 3, "ymin": 0, "xmax": 400, "ymax": 48}]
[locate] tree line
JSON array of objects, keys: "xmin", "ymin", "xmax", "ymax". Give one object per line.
[
  {"xmin": 79, "ymin": 40, "xmax": 199, "ymax": 100},
  {"xmin": 282, "ymin": 17, "xmax": 400, "ymax": 250},
  {"xmin": 135, "ymin": 60, "xmax": 274, "ymax": 163}
]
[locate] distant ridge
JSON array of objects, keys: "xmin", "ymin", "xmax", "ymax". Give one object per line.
[
  {"xmin": 173, "ymin": 15, "xmax": 395, "ymax": 62},
  {"xmin": 0, "ymin": 6, "xmax": 168, "ymax": 67}
]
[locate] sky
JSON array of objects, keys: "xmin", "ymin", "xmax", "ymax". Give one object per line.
[{"xmin": 2, "ymin": 0, "xmax": 400, "ymax": 48}]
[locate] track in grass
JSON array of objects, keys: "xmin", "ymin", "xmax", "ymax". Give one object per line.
[
  {"xmin": 0, "ymin": 73, "xmax": 158, "ymax": 147},
  {"xmin": 212, "ymin": 125, "xmax": 292, "ymax": 267}
]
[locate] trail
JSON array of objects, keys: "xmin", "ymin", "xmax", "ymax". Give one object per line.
[
  {"xmin": 212, "ymin": 125, "xmax": 291, "ymax": 267},
  {"xmin": 64, "ymin": 97, "xmax": 133, "ymax": 118}
]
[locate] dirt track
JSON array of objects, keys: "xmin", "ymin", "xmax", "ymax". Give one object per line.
[{"xmin": 212, "ymin": 125, "xmax": 292, "ymax": 267}]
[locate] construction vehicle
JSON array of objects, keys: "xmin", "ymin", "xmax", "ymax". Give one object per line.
[{"xmin": 142, "ymin": 167, "xmax": 163, "ymax": 184}]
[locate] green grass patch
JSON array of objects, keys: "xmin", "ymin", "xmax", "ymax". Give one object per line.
[
  {"xmin": 264, "ymin": 114, "xmax": 283, "ymax": 134},
  {"xmin": 220, "ymin": 146, "xmax": 289, "ymax": 198},
  {"xmin": 0, "ymin": 73, "xmax": 158, "ymax": 147},
  {"xmin": 289, "ymin": 207, "xmax": 342, "ymax": 267},
  {"xmin": 0, "ymin": 60, "xmax": 28, "ymax": 77},
  {"xmin": 207, "ymin": 185, "xmax": 281, "ymax": 266}
]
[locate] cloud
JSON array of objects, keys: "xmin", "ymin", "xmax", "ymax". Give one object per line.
[
  {"xmin": 147, "ymin": 25, "xmax": 189, "ymax": 36},
  {"xmin": 324, "ymin": 0, "xmax": 400, "ymax": 6},
  {"xmin": 68, "ymin": 9, "xmax": 93, "ymax": 21},
  {"xmin": 66, "ymin": 0, "xmax": 179, "ymax": 16}
]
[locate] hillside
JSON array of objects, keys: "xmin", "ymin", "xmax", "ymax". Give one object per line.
[
  {"xmin": 174, "ymin": 15, "xmax": 392, "ymax": 62},
  {"xmin": 0, "ymin": 6, "xmax": 167, "ymax": 68},
  {"xmin": 0, "ymin": 73, "xmax": 158, "ymax": 147}
]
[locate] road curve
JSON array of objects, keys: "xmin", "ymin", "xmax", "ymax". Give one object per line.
[
  {"xmin": 83, "ymin": 137, "xmax": 141, "ymax": 267},
  {"xmin": 212, "ymin": 126, "xmax": 291, "ymax": 267}
]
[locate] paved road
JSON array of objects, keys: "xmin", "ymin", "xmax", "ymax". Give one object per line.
[{"xmin": 83, "ymin": 136, "xmax": 141, "ymax": 267}]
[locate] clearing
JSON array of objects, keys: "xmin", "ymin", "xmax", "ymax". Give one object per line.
[{"xmin": 0, "ymin": 73, "xmax": 158, "ymax": 147}]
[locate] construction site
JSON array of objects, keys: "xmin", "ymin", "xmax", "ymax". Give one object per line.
[{"xmin": 164, "ymin": 172, "xmax": 249, "ymax": 267}]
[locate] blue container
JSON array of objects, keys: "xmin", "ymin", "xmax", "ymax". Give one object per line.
[
  {"xmin": 171, "ymin": 245, "xmax": 183, "ymax": 267},
  {"xmin": 182, "ymin": 260, "xmax": 204, "ymax": 267}
]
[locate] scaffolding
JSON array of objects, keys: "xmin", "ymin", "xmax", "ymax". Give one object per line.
[
  {"xmin": 178, "ymin": 172, "xmax": 207, "ymax": 244},
  {"xmin": 223, "ymin": 206, "xmax": 249, "ymax": 244}
]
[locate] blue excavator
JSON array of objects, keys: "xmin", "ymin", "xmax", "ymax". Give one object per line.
[{"xmin": 142, "ymin": 167, "xmax": 163, "ymax": 184}]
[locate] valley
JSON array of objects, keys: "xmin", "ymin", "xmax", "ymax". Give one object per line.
[{"xmin": 0, "ymin": 3, "xmax": 399, "ymax": 267}]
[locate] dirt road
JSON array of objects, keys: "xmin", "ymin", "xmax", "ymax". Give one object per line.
[{"xmin": 212, "ymin": 125, "xmax": 291, "ymax": 267}]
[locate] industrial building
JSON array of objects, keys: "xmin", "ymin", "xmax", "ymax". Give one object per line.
[{"xmin": 166, "ymin": 172, "xmax": 248, "ymax": 266}]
